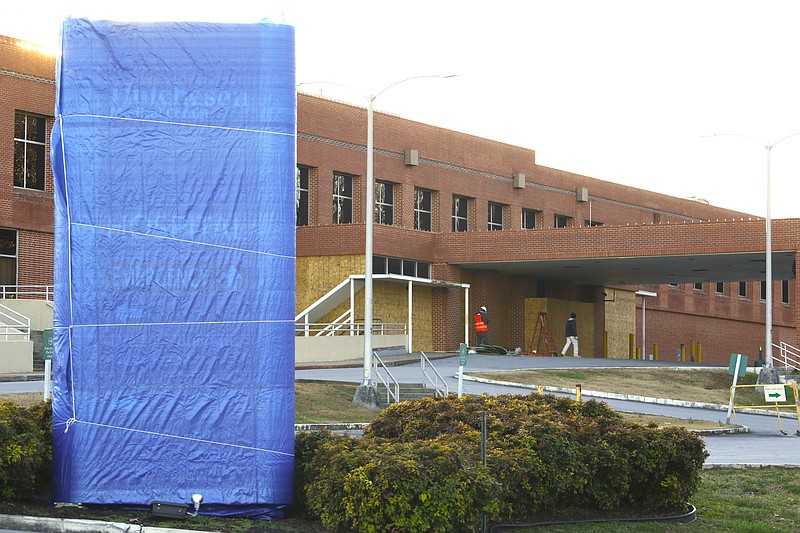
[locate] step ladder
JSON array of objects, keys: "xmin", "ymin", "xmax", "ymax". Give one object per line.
[{"xmin": 529, "ymin": 312, "xmax": 558, "ymax": 356}]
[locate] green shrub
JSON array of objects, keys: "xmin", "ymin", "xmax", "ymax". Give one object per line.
[
  {"xmin": 298, "ymin": 393, "xmax": 707, "ymax": 531},
  {"xmin": 0, "ymin": 401, "xmax": 52, "ymax": 500}
]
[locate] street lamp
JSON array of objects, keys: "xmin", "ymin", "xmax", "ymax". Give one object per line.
[
  {"xmin": 298, "ymin": 74, "xmax": 456, "ymax": 406},
  {"xmin": 705, "ymin": 132, "xmax": 800, "ymax": 367}
]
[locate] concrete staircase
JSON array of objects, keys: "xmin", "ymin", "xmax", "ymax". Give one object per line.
[{"xmin": 377, "ymin": 382, "xmax": 440, "ymax": 406}]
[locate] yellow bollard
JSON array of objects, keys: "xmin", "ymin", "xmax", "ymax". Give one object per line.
[
  {"xmin": 653, "ymin": 343, "xmax": 658, "ymax": 361},
  {"xmin": 576, "ymin": 384, "xmax": 582, "ymax": 402},
  {"xmin": 697, "ymin": 342, "xmax": 702, "ymax": 363},
  {"xmin": 603, "ymin": 331, "xmax": 608, "ymax": 358},
  {"xmin": 690, "ymin": 340, "xmax": 696, "ymax": 362},
  {"xmin": 679, "ymin": 343, "xmax": 685, "ymax": 362},
  {"xmin": 629, "ymin": 334, "xmax": 635, "ymax": 359}
]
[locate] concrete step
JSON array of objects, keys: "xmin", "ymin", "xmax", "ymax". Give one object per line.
[{"xmin": 377, "ymin": 383, "xmax": 439, "ymax": 404}]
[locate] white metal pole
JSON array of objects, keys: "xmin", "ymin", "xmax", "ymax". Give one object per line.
[
  {"xmin": 641, "ymin": 296, "xmax": 646, "ymax": 360},
  {"xmin": 407, "ymin": 280, "xmax": 413, "ymax": 353},
  {"xmin": 464, "ymin": 287, "xmax": 470, "ymax": 346},
  {"xmin": 363, "ymin": 95, "xmax": 375, "ymax": 385},
  {"xmin": 765, "ymin": 145, "xmax": 773, "ymax": 367}
]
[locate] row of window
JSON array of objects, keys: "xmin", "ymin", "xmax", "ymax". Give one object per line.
[
  {"xmin": 296, "ymin": 168, "xmax": 591, "ymax": 231},
  {"xmin": 670, "ymin": 281, "xmax": 792, "ymax": 304}
]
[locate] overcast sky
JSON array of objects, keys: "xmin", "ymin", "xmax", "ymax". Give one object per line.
[{"xmin": 4, "ymin": 0, "xmax": 800, "ymax": 218}]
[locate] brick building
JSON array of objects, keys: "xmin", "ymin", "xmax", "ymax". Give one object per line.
[{"xmin": 2, "ymin": 35, "xmax": 798, "ymax": 368}]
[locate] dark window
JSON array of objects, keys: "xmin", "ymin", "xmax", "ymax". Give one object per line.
[
  {"xmin": 332, "ymin": 172, "xmax": 353, "ymax": 224},
  {"xmin": 585, "ymin": 220, "xmax": 603, "ymax": 227},
  {"xmin": 0, "ymin": 229, "xmax": 18, "ymax": 287},
  {"xmin": 522, "ymin": 209, "xmax": 538, "ymax": 229},
  {"xmin": 739, "ymin": 282, "xmax": 747, "ymax": 298},
  {"xmin": 296, "ymin": 166, "xmax": 309, "ymax": 226},
  {"xmin": 14, "ymin": 112, "xmax": 46, "ymax": 191},
  {"xmin": 760, "ymin": 281, "xmax": 767, "ymax": 301},
  {"xmin": 554, "ymin": 214, "xmax": 571, "ymax": 228},
  {"xmin": 373, "ymin": 255, "xmax": 431, "ymax": 279},
  {"xmin": 375, "ymin": 180, "xmax": 394, "ymax": 225},
  {"xmin": 452, "ymin": 195, "xmax": 468, "ymax": 232},
  {"xmin": 694, "ymin": 282, "xmax": 703, "ymax": 291},
  {"xmin": 782, "ymin": 280, "xmax": 790, "ymax": 304},
  {"xmin": 716, "ymin": 282, "xmax": 724, "ymax": 294},
  {"xmin": 414, "ymin": 188, "xmax": 432, "ymax": 232},
  {"xmin": 488, "ymin": 202, "xmax": 503, "ymax": 231},
  {"xmin": 387, "ymin": 257, "xmax": 402, "ymax": 275}
]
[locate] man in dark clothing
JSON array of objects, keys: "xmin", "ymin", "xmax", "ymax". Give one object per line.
[
  {"xmin": 474, "ymin": 306, "xmax": 489, "ymax": 346},
  {"xmin": 561, "ymin": 312, "xmax": 579, "ymax": 357}
]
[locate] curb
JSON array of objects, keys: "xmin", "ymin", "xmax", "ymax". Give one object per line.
[{"xmin": 0, "ymin": 514, "xmax": 207, "ymax": 532}]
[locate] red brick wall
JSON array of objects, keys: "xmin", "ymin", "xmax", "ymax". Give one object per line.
[{"xmin": 0, "ymin": 37, "xmax": 56, "ymax": 287}]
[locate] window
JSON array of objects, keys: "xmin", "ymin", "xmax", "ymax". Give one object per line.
[
  {"xmin": 694, "ymin": 282, "xmax": 703, "ymax": 291},
  {"xmin": 332, "ymin": 172, "xmax": 353, "ymax": 224},
  {"xmin": 488, "ymin": 202, "xmax": 503, "ymax": 231},
  {"xmin": 584, "ymin": 220, "xmax": 603, "ymax": 227},
  {"xmin": 0, "ymin": 229, "xmax": 17, "ymax": 287},
  {"xmin": 375, "ymin": 180, "xmax": 394, "ymax": 225},
  {"xmin": 452, "ymin": 195, "xmax": 468, "ymax": 232},
  {"xmin": 373, "ymin": 255, "xmax": 431, "ymax": 279},
  {"xmin": 414, "ymin": 188, "xmax": 432, "ymax": 232},
  {"xmin": 296, "ymin": 166, "xmax": 309, "ymax": 226},
  {"xmin": 716, "ymin": 282, "xmax": 725, "ymax": 294},
  {"xmin": 14, "ymin": 112, "xmax": 47, "ymax": 191},
  {"xmin": 522, "ymin": 209, "xmax": 539, "ymax": 229},
  {"xmin": 738, "ymin": 282, "xmax": 748, "ymax": 298},
  {"xmin": 782, "ymin": 280, "xmax": 790, "ymax": 304},
  {"xmin": 760, "ymin": 281, "xmax": 767, "ymax": 301},
  {"xmin": 554, "ymin": 214, "xmax": 571, "ymax": 228}
]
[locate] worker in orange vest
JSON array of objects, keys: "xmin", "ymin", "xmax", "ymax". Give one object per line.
[{"xmin": 474, "ymin": 306, "xmax": 489, "ymax": 346}]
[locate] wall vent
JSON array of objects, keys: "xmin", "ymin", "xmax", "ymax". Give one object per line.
[
  {"xmin": 512, "ymin": 171, "xmax": 525, "ymax": 189},
  {"xmin": 576, "ymin": 186, "xmax": 589, "ymax": 202},
  {"xmin": 404, "ymin": 149, "xmax": 419, "ymax": 166}
]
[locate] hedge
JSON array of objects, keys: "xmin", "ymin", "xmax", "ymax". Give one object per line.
[{"xmin": 296, "ymin": 393, "xmax": 707, "ymax": 531}]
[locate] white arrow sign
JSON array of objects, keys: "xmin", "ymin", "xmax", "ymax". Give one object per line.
[{"xmin": 762, "ymin": 384, "xmax": 786, "ymax": 403}]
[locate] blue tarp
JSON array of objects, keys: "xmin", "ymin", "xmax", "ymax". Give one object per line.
[{"xmin": 50, "ymin": 19, "xmax": 296, "ymax": 518}]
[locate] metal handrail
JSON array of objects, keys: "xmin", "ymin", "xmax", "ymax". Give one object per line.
[
  {"xmin": 295, "ymin": 322, "xmax": 406, "ymax": 336},
  {"xmin": 0, "ymin": 303, "xmax": 30, "ymax": 341},
  {"xmin": 0, "ymin": 285, "xmax": 54, "ymax": 301},
  {"xmin": 316, "ymin": 309, "xmax": 353, "ymax": 337},
  {"xmin": 774, "ymin": 342, "xmax": 799, "ymax": 371},
  {"xmin": 420, "ymin": 351, "xmax": 449, "ymax": 398},
  {"xmin": 373, "ymin": 352, "xmax": 399, "ymax": 404}
]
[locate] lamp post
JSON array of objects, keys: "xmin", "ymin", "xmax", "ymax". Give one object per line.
[
  {"xmin": 299, "ymin": 74, "xmax": 456, "ymax": 406},
  {"xmin": 706, "ymin": 132, "xmax": 800, "ymax": 367}
]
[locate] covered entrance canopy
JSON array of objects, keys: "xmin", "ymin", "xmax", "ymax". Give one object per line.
[{"xmin": 453, "ymin": 251, "xmax": 797, "ymax": 286}]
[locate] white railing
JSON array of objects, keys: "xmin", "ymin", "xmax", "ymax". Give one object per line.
[
  {"xmin": 0, "ymin": 303, "xmax": 30, "ymax": 341},
  {"xmin": 373, "ymin": 352, "xmax": 399, "ymax": 404},
  {"xmin": 420, "ymin": 351, "xmax": 449, "ymax": 398},
  {"xmin": 295, "ymin": 321, "xmax": 406, "ymax": 337},
  {"xmin": 774, "ymin": 342, "xmax": 800, "ymax": 372},
  {"xmin": 0, "ymin": 285, "xmax": 54, "ymax": 301}
]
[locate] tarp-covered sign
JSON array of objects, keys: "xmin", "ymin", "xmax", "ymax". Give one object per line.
[{"xmin": 51, "ymin": 19, "xmax": 296, "ymax": 518}]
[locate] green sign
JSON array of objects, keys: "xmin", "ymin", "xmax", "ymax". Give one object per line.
[
  {"xmin": 459, "ymin": 343, "xmax": 467, "ymax": 366},
  {"xmin": 727, "ymin": 353, "xmax": 747, "ymax": 377},
  {"xmin": 42, "ymin": 329, "xmax": 53, "ymax": 361}
]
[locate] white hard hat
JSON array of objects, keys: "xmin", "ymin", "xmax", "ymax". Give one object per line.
[{"xmin": 480, "ymin": 306, "xmax": 487, "ymax": 312}]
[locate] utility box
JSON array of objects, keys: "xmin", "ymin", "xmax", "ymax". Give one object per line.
[
  {"xmin": 513, "ymin": 171, "xmax": 525, "ymax": 189},
  {"xmin": 576, "ymin": 186, "xmax": 589, "ymax": 202},
  {"xmin": 404, "ymin": 149, "xmax": 419, "ymax": 166}
]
